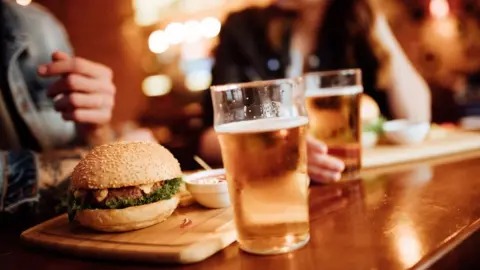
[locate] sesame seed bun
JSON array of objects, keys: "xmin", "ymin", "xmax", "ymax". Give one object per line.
[
  {"xmin": 71, "ymin": 141, "xmax": 182, "ymax": 189},
  {"xmin": 75, "ymin": 196, "xmax": 179, "ymax": 232}
]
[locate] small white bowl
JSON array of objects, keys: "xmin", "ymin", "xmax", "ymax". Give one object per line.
[
  {"xmin": 383, "ymin": 120, "xmax": 430, "ymax": 145},
  {"xmin": 362, "ymin": 131, "xmax": 379, "ymax": 148},
  {"xmin": 184, "ymin": 169, "xmax": 230, "ymax": 209}
]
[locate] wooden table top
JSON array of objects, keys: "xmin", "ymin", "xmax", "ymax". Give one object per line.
[{"xmin": 2, "ymin": 152, "xmax": 480, "ymax": 270}]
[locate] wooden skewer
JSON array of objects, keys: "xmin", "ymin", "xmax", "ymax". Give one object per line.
[{"xmin": 193, "ymin": 155, "xmax": 213, "ymax": 170}]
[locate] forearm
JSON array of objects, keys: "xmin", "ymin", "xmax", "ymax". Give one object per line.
[
  {"xmin": 384, "ymin": 61, "xmax": 431, "ymax": 122},
  {"xmin": 374, "ymin": 14, "xmax": 431, "ymax": 122},
  {"xmin": 198, "ymin": 127, "xmax": 223, "ymax": 166}
]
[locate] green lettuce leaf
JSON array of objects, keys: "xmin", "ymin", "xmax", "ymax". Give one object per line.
[
  {"xmin": 67, "ymin": 178, "xmax": 181, "ymax": 222},
  {"xmin": 363, "ymin": 116, "xmax": 386, "ymax": 134}
]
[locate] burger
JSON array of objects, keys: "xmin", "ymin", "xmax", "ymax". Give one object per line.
[
  {"xmin": 68, "ymin": 141, "xmax": 182, "ymax": 232},
  {"xmin": 361, "ymin": 94, "xmax": 385, "ymax": 148}
]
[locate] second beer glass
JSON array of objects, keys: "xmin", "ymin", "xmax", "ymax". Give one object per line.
[
  {"xmin": 303, "ymin": 69, "xmax": 363, "ymax": 180},
  {"xmin": 210, "ymin": 78, "xmax": 310, "ymax": 255}
]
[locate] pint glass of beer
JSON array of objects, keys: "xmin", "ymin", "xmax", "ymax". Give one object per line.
[
  {"xmin": 303, "ymin": 69, "xmax": 363, "ymax": 180},
  {"xmin": 210, "ymin": 78, "xmax": 310, "ymax": 255}
]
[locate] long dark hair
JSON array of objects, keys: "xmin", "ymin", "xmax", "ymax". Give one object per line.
[
  {"xmin": 308, "ymin": 0, "xmax": 389, "ymax": 118},
  {"xmin": 317, "ymin": 0, "xmax": 387, "ymax": 87},
  {"xmin": 268, "ymin": 0, "xmax": 388, "ymax": 90}
]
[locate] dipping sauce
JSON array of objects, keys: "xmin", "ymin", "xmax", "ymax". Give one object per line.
[
  {"xmin": 193, "ymin": 174, "xmax": 226, "ymax": 185},
  {"xmin": 185, "ymin": 169, "xmax": 230, "ymax": 208}
]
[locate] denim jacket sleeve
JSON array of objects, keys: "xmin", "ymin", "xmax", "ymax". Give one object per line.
[
  {"xmin": 0, "ymin": 150, "xmax": 38, "ymax": 213},
  {"xmin": 3, "ymin": 2, "xmax": 77, "ymax": 149}
]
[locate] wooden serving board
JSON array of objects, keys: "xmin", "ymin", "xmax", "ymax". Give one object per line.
[
  {"xmin": 363, "ymin": 130, "xmax": 480, "ymax": 168},
  {"xmin": 21, "ymin": 205, "xmax": 236, "ymax": 264}
]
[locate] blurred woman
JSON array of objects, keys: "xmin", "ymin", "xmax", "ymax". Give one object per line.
[{"xmin": 199, "ymin": 0, "xmax": 430, "ymax": 183}]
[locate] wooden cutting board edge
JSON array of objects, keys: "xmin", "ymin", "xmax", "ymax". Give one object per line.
[
  {"xmin": 362, "ymin": 130, "xmax": 480, "ymax": 169},
  {"xmin": 20, "ymin": 214, "xmax": 237, "ymax": 264}
]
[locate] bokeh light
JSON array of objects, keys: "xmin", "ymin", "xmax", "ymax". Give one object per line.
[
  {"xmin": 185, "ymin": 70, "xmax": 212, "ymax": 91},
  {"xmin": 16, "ymin": 0, "xmax": 32, "ymax": 6},
  {"xmin": 200, "ymin": 17, "xmax": 221, "ymax": 38},
  {"xmin": 430, "ymin": 0, "xmax": 450, "ymax": 19},
  {"xmin": 132, "ymin": 0, "xmax": 176, "ymax": 26},
  {"xmin": 142, "ymin": 75, "xmax": 172, "ymax": 96},
  {"xmin": 165, "ymin": 22, "xmax": 185, "ymax": 45},
  {"xmin": 184, "ymin": 20, "xmax": 203, "ymax": 42},
  {"xmin": 148, "ymin": 30, "xmax": 169, "ymax": 54}
]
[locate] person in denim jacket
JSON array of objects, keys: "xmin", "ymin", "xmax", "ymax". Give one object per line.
[{"xmin": 0, "ymin": 1, "xmax": 116, "ymax": 213}]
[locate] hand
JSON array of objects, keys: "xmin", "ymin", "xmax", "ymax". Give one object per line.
[
  {"xmin": 307, "ymin": 136, "xmax": 345, "ymax": 184},
  {"xmin": 38, "ymin": 51, "xmax": 115, "ymax": 125}
]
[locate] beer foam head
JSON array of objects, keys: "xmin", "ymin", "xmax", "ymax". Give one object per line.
[
  {"xmin": 305, "ymin": 85, "xmax": 362, "ymax": 97},
  {"xmin": 215, "ymin": 117, "xmax": 309, "ymax": 134}
]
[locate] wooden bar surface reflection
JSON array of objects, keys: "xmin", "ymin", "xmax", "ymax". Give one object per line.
[{"xmin": 2, "ymin": 152, "xmax": 480, "ymax": 270}]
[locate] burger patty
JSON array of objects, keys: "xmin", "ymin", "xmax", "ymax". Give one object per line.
[
  {"xmin": 69, "ymin": 178, "xmax": 181, "ymax": 212},
  {"xmin": 82, "ymin": 181, "xmax": 165, "ymax": 208}
]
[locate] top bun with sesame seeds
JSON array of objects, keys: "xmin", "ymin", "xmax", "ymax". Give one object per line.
[
  {"xmin": 71, "ymin": 141, "xmax": 182, "ymax": 189},
  {"xmin": 67, "ymin": 141, "xmax": 183, "ymax": 232}
]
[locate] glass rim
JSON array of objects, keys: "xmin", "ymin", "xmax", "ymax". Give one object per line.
[
  {"xmin": 303, "ymin": 68, "xmax": 361, "ymax": 77},
  {"xmin": 210, "ymin": 77, "xmax": 301, "ymax": 92}
]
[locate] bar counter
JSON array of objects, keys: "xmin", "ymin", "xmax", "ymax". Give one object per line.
[{"xmin": 2, "ymin": 152, "xmax": 480, "ymax": 270}]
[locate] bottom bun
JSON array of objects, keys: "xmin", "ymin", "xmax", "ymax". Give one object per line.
[{"xmin": 75, "ymin": 196, "xmax": 179, "ymax": 232}]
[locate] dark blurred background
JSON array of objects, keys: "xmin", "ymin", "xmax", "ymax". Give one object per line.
[{"xmin": 24, "ymin": 0, "xmax": 480, "ymax": 167}]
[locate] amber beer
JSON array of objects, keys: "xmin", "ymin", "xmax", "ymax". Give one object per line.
[
  {"xmin": 305, "ymin": 86, "xmax": 362, "ymax": 180},
  {"xmin": 216, "ymin": 117, "xmax": 310, "ymax": 254}
]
